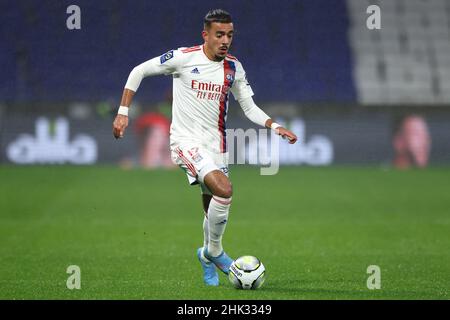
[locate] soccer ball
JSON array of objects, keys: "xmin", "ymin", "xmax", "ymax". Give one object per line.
[{"xmin": 228, "ymin": 256, "xmax": 266, "ymax": 290}]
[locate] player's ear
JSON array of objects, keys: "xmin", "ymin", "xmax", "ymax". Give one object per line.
[{"xmin": 202, "ymin": 30, "xmax": 208, "ymax": 42}]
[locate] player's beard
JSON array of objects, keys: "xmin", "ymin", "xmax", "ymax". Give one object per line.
[
  {"xmin": 214, "ymin": 54, "xmax": 226, "ymax": 61},
  {"xmin": 215, "ymin": 47, "xmax": 228, "ymax": 61}
]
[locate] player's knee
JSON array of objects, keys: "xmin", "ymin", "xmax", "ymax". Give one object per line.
[
  {"xmin": 203, "ymin": 170, "xmax": 233, "ymax": 198},
  {"xmin": 216, "ymin": 182, "xmax": 233, "ymax": 198},
  {"xmin": 223, "ymin": 183, "xmax": 233, "ymax": 198}
]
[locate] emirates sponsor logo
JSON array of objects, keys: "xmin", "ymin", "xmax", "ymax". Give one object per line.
[{"xmin": 191, "ymin": 80, "xmax": 229, "ymax": 101}]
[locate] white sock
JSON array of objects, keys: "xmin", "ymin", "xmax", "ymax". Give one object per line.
[
  {"xmin": 202, "ymin": 214, "xmax": 209, "ymax": 249},
  {"xmin": 207, "ymin": 196, "xmax": 232, "ymax": 257}
]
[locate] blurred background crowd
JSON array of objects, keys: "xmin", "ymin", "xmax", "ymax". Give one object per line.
[{"xmin": 1, "ymin": 0, "xmax": 449, "ymax": 168}]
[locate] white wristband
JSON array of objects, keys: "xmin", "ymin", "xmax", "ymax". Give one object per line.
[
  {"xmin": 118, "ymin": 106, "xmax": 129, "ymax": 116},
  {"xmin": 270, "ymin": 122, "xmax": 281, "ymax": 130}
]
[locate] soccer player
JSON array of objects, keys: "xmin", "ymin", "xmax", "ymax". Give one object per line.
[{"xmin": 112, "ymin": 9, "xmax": 297, "ymax": 286}]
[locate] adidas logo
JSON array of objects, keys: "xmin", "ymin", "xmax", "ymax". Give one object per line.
[{"xmin": 191, "ymin": 67, "xmax": 200, "ymax": 74}]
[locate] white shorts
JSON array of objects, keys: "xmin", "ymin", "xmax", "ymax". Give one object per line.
[{"xmin": 171, "ymin": 144, "xmax": 229, "ymax": 195}]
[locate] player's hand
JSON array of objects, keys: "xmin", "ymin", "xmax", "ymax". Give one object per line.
[
  {"xmin": 276, "ymin": 127, "xmax": 297, "ymax": 144},
  {"xmin": 113, "ymin": 114, "xmax": 128, "ymax": 139}
]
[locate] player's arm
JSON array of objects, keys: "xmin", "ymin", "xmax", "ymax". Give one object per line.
[
  {"xmin": 112, "ymin": 88, "xmax": 134, "ymax": 139},
  {"xmin": 238, "ymin": 96, "xmax": 297, "ymax": 144},
  {"xmin": 112, "ymin": 50, "xmax": 180, "ymax": 139}
]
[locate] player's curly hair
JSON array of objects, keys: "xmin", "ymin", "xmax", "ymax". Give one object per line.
[{"xmin": 204, "ymin": 9, "xmax": 232, "ymax": 29}]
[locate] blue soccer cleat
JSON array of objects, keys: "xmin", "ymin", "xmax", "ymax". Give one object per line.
[
  {"xmin": 197, "ymin": 247, "xmax": 219, "ymax": 286},
  {"xmin": 204, "ymin": 248, "xmax": 233, "ymax": 275}
]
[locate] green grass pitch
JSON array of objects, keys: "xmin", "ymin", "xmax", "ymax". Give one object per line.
[{"xmin": 0, "ymin": 165, "xmax": 449, "ymax": 299}]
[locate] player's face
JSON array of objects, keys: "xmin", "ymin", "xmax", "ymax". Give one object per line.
[{"xmin": 202, "ymin": 22, "xmax": 234, "ymax": 61}]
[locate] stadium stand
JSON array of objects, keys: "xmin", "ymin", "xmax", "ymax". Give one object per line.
[{"xmin": 1, "ymin": 0, "xmax": 355, "ymax": 103}]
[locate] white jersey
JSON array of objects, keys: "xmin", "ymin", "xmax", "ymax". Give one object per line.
[{"xmin": 125, "ymin": 45, "xmax": 254, "ymax": 154}]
